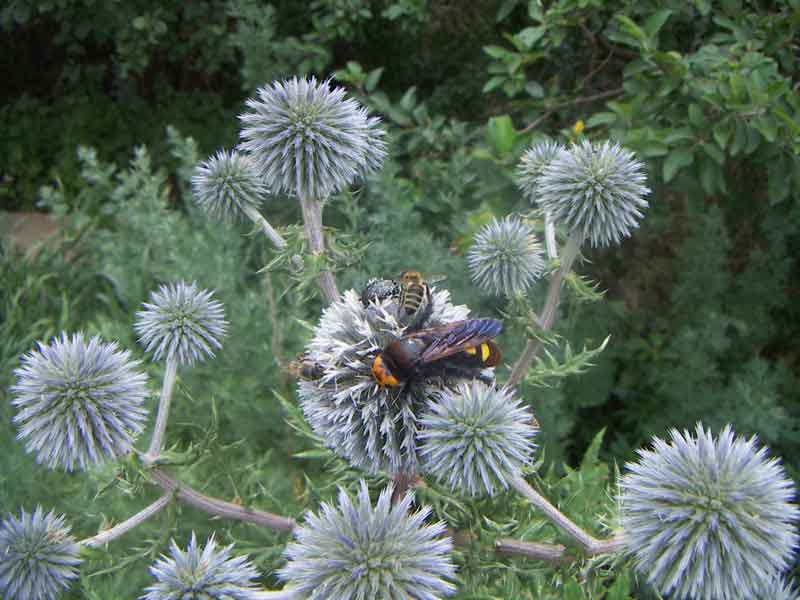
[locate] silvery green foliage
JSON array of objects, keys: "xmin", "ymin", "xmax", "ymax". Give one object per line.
[
  {"xmin": 536, "ymin": 140, "xmax": 650, "ymax": 247},
  {"xmin": 280, "ymin": 481, "xmax": 455, "ymax": 599},
  {"xmin": 517, "ymin": 139, "xmax": 562, "ymax": 202},
  {"xmin": 238, "ymin": 76, "xmax": 387, "ymax": 200},
  {"xmin": 467, "ymin": 216, "xmax": 545, "ymax": 296},
  {"xmin": 419, "ymin": 381, "xmax": 537, "ymax": 497},
  {"xmin": 620, "ymin": 424, "xmax": 800, "ymax": 600},
  {"xmin": 191, "ymin": 149, "xmax": 267, "ymax": 220},
  {"xmin": 143, "ymin": 533, "xmax": 263, "ymax": 600},
  {"xmin": 0, "ymin": 507, "xmax": 82, "ymax": 600},
  {"xmin": 135, "ymin": 281, "xmax": 228, "ymax": 367},
  {"xmin": 11, "ymin": 332, "xmax": 148, "ymax": 471},
  {"xmin": 298, "ymin": 288, "xmax": 470, "ymax": 475}
]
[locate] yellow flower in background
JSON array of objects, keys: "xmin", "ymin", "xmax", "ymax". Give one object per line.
[{"xmin": 572, "ymin": 119, "xmax": 585, "ymax": 136}]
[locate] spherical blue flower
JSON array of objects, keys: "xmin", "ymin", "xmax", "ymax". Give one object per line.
[
  {"xmin": 11, "ymin": 332, "xmax": 149, "ymax": 471},
  {"xmin": 191, "ymin": 149, "xmax": 268, "ymax": 221},
  {"xmin": 280, "ymin": 481, "xmax": 456, "ymax": 599},
  {"xmin": 467, "ymin": 216, "xmax": 545, "ymax": 296},
  {"xmin": 419, "ymin": 381, "xmax": 537, "ymax": 497},
  {"xmin": 517, "ymin": 139, "xmax": 562, "ymax": 203},
  {"xmin": 620, "ymin": 424, "xmax": 800, "ymax": 600},
  {"xmin": 143, "ymin": 533, "xmax": 264, "ymax": 600},
  {"xmin": 0, "ymin": 507, "xmax": 82, "ymax": 600},
  {"xmin": 135, "ymin": 281, "xmax": 228, "ymax": 367},
  {"xmin": 537, "ymin": 140, "xmax": 650, "ymax": 247},
  {"xmin": 239, "ymin": 76, "xmax": 386, "ymax": 200},
  {"xmin": 297, "ymin": 287, "xmax": 470, "ymax": 476}
]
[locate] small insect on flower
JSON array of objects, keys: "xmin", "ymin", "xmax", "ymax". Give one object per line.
[
  {"xmin": 372, "ymin": 318, "xmax": 502, "ymax": 388},
  {"xmin": 397, "ymin": 270, "xmax": 447, "ymax": 330},
  {"xmin": 287, "ymin": 352, "xmax": 325, "ymax": 381},
  {"xmin": 359, "ymin": 277, "xmax": 400, "ymax": 307},
  {"xmin": 0, "ymin": 507, "xmax": 82, "ymax": 600}
]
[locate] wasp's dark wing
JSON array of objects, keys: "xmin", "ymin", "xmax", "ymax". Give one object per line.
[{"xmin": 415, "ymin": 319, "xmax": 502, "ymax": 363}]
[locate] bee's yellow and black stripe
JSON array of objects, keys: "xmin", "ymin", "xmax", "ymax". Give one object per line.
[{"xmin": 463, "ymin": 341, "xmax": 501, "ymax": 367}]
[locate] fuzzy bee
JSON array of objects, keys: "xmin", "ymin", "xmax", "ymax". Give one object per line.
[
  {"xmin": 288, "ymin": 353, "xmax": 324, "ymax": 381},
  {"xmin": 371, "ymin": 318, "xmax": 502, "ymax": 387},
  {"xmin": 397, "ymin": 270, "xmax": 446, "ymax": 328}
]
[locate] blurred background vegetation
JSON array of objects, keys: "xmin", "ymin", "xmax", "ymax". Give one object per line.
[{"xmin": 1, "ymin": 0, "xmax": 799, "ymax": 597}]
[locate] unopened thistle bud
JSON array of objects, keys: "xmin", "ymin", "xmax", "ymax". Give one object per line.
[
  {"xmin": 537, "ymin": 140, "xmax": 650, "ymax": 247},
  {"xmin": 239, "ymin": 76, "xmax": 386, "ymax": 200},
  {"xmin": 517, "ymin": 139, "xmax": 562, "ymax": 203},
  {"xmin": 191, "ymin": 149, "xmax": 267, "ymax": 221},
  {"xmin": 467, "ymin": 216, "xmax": 545, "ymax": 296},
  {"xmin": 0, "ymin": 507, "xmax": 82, "ymax": 600},
  {"xmin": 280, "ymin": 481, "xmax": 456, "ymax": 599},
  {"xmin": 11, "ymin": 333, "xmax": 148, "ymax": 471},
  {"xmin": 619, "ymin": 424, "xmax": 800, "ymax": 600},
  {"xmin": 143, "ymin": 533, "xmax": 264, "ymax": 600},
  {"xmin": 419, "ymin": 381, "xmax": 537, "ymax": 496},
  {"xmin": 135, "ymin": 281, "xmax": 228, "ymax": 367}
]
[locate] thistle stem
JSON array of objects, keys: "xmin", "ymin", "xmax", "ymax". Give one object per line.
[
  {"xmin": 144, "ymin": 357, "xmax": 178, "ymax": 465},
  {"xmin": 299, "ymin": 195, "xmax": 340, "ymax": 304},
  {"xmin": 149, "ymin": 468, "xmax": 296, "ymax": 532},
  {"xmin": 80, "ymin": 493, "xmax": 171, "ymax": 548},
  {"xmin": 495, "ymin": 538, "xmax": 572, "ymax": 563},
  {"xmin": 510, "ymin": 476, "xmax": 621, "ymax": 555},
  {"xmin": 241, "ymin": 205, "xmax": 303, "ymax": 270},
  {"xmin": 505, "ymin": 230, "xmax": 583, "ymax": 388},
  {"xmin": 544, "ymin": 214, "xmax": 558, "ymax": 260}
]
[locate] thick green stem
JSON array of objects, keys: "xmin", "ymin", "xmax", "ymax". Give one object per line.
[
  {"xmin": 149, "ymin": 468, "xmax": 296, "ymax": 532},
  {"xmin": 80, "ymin": 493, "xmax": 171, "ymax": 548},
  {"xmin": 299, "ymin": 195, "xmax": 340, "ymax": 304},
  {"xmin": 144, "ymin": 357, "xmax": 178, "ymax": 465},
  {"xmin": 505, "ymin": 230, "xmax": 583, "ymax": 389}
]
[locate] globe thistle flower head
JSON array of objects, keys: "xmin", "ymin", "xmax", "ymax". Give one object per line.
[
  {"xmin": 280, "ymin": 480, "xmax": 456, "ymax": 599},
  {"xmin": 238, "ymin": 76, "xmax": 387, "ymax": 199},
  {"xmin": 191, "ymin": 149, "xmax": 267, "ymax": 221},
  {"xmin": 467, "ymin": 216, "xmax": 545, "ymax": 296},
  {"xmin": 11, "ymin": 332, "xmax": 149, "ymax": 471},
  {"xmin": 537, "ymin": 140, "xmax": 650, "ymax": 247},
  {"xmin": 419, "ymin": 381, "xmax": 537, "ymax": 497},
  {"xmin": 517, "ymin": 139, "xmax": 562, "ymax": 203},
  {"xmin": 143, "ymin": 532, "xmax": 263, "ymax": 600},
  {"xmin": 0, "ymin": 507, "xmax": 82, "ymax": 600},
  {"xmin": 619, "ymin": 424, "xmax": 800, "ymax": 600},
  {"xmin": 298, "ymin": 286, "xmax": 470, "ymax": 476},
  {"xmin": 135, "ymin": 281, "xmax": 228, "ymax": 367}
]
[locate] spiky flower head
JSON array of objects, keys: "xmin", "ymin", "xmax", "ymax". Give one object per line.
[
  {"xmin": 0, "ymin": 507, "xmax": 82, "ymax": 600},
  {"xmin": 517, "ymin": 139, "xmax": 562, "ymax": 203},
  {"xmin": 191, "ymin": 149, "xmax": 267, "ymax": 221},
  {"xmin": 298, "ymin": 287, "xmax": 472, "ymax": 475},
  {"xmin": 764, "ymin": 575, "xmax": 800, "ymax": 600},
  {"xmin": 135, "ymin": 281, "xmax": 228, "ymax": 367},
  {"xmin": 143, "ymin": 533, "xmax": 264, "ymax": 600},
  {"xmin": 619, "ymin": 424, "xmax": 800, "ymax": 600},
  {"xmin": 280, "ymin": 480, "xmax": 456, "ymax": 599},
  {"xmin": 11, "ymin": 333, "xmax": 149, "ymax": 471},
  {"xmin": 536, "ymin": 140, "xmax": 650, "ymax": 247},
  {"xmin": 419, "ymin": 381, "xmax": 537, "ymax": 497},
  {"xmin": 238, "ymin": 76, "xmax": 387, "ymax": 200},
  {"xmin": 467, "ymin": 216, "xmax": 545, "ymax": 296}
]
